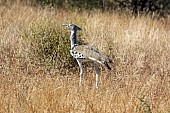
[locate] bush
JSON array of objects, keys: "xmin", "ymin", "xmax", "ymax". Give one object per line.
[
  {"xmin": 22, "ymin": 20, "xmax": 84, "ymax": 69},
  {"xmin": 34, "ymin": 0, "xmax": 65, "ymax": 7},
  {"xmin": 2, "ymin": 0, "xmax": 169, "ymax": 18}
]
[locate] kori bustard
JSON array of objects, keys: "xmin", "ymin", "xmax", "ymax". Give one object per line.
[{"xmin": 62, "ymin": 24, "xmax": 112, "ymax": 88}]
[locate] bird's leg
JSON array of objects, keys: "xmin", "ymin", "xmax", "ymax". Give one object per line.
[
  {"xmin": 94, "ymin": 63, "xmax": 100, "ymax": 88},
  {"xmin": 76, "ymin": 60, "xmax": 83, "ymax": 85}
]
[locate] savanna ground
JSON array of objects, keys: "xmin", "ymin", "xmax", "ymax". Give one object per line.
[{"xmin": 0, "ymin": 2, "xmax": 170, "ymax": 113}]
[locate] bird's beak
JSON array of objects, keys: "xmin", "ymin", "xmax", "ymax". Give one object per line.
[{"xmin": 62, "ymin": 24, "xmax": 69, "ymax": 27}]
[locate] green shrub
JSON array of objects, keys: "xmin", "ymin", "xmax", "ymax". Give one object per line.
[
  {"xmin": 22, "ymin": 20, "xmax": 84, "ymax": 69},
  {"xmin": 138, "ymin": 95, "xmax": 152, "ymax": 113}
]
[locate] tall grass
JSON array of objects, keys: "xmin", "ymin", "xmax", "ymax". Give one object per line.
[{"xmin": 0, "ymin": 3, "xmax": 170, "ymax": 113}]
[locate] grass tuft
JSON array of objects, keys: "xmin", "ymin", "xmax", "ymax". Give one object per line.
[{"xmin": 0, "ymin": 3, "xmax": 170, "ymax": 113}]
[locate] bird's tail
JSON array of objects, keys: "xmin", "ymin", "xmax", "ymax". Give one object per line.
[{"xmin": 104, "ymin": 61, "xmax": 111, "ymax": 70}]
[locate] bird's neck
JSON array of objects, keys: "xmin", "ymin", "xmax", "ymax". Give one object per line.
[{"xmin": 70, "ymin": 30, "xmax": 77, "ymax": 49}]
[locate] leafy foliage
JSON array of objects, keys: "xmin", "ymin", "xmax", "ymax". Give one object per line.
[
  {"xmin": 138, "ymin": 95, "xmax": 152, "ymax": 113},
  {"xmin": 1, "ymin": 0, "xmax": 169, "ymax": 17},
  {"xmin": 22, "ymin": 20, "xmax": 84, "ymax": 69}
]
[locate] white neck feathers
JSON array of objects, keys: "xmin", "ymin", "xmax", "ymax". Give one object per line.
[{"xmin": 70, "ymin": 30, "xmax": 77, "ymax": 49}]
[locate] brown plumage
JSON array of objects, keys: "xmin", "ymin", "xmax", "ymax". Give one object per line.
[
  {"xmin": 62, "ymin": 24, "xmax": 113, "ymax": 88},
  {"xmin": 71, "ymin": 45, "xmax": 112, "ymax": 70}
]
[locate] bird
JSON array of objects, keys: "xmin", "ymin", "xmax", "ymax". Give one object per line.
[{"xmin": 62, "ymin": 24, "xmax": 112, "ymax": 88}]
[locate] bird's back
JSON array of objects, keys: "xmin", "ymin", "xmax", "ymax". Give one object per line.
[{"xmin": 71, "ymin": 45, "xmax": 112, "ymax": 69}]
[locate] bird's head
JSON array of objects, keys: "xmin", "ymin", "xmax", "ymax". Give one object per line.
[{"xmin": 62, "ymin": 24, "xmax": 82, "ymax": 31}]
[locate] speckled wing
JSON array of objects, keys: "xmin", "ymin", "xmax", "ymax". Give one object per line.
[{"xmin": 70, "ymin": 45, "xmax": 112, "ymax": 64}]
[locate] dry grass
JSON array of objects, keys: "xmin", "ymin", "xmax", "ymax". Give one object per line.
[{"xmin": 0, "ymin": 3, "xmax": 170, "ymax": 113}]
